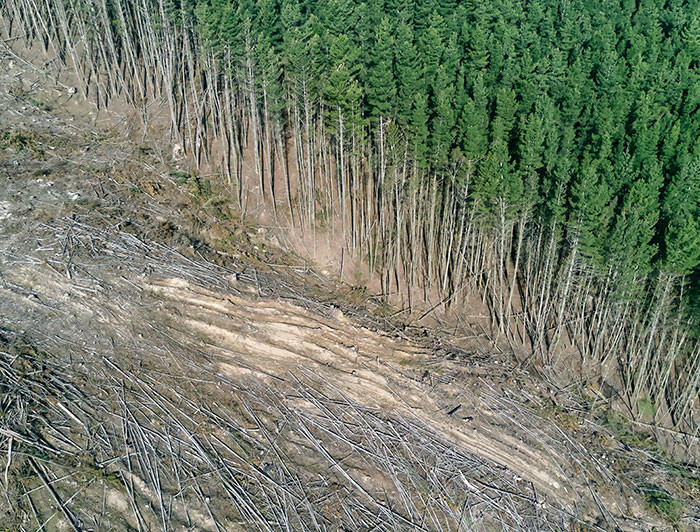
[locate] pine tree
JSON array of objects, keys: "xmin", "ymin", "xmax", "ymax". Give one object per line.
[
  {"xmin": 430, "ymin": 65, "xmax": 456, "ymax": 167},
  {"xmin": 394, "ymin": 22, "xmax": 421, "ymax": 127},
  {"xmin": 681, "ymin": 14, "xmax": 700, "ymax": 68},
  {"xmin": 464, "ymin": 19, "xmax": 489, "ymax": 73},
  {"xmin": 254, "ymin": 0, "xmax": 282, "ymax": 48},
  {"xmin": 419, "ymin": 11, "xmax": 444, "ymax": 87},
  {"xmin": 413, "ymin": 0, "xmax": 437, "ymax": 34},
  {"xmin": 457, "ymin": 74, "xmax": 488, "ymax": 167},
  {"xmin": 517, "ymin": 110, "xmax": 545, "ymax": 215},
  {"xmin": 568, "ymin": 159, "xmax": 614, "ymax": 271},
  {"xmin": 324, "ymin": 33, "xmax": 363, "ymax": 132},
  {"xmin": 318, "ymin": 0, "xmax": 358, "ymax": 38},
  {"xmin": 662, "ymin": 159, "xmax": 700, "ymax": 276},
  {"xmin": 366, "ymin": 16, "xmax": 396, "ymax": 121},
  {"xmin": 194, "ymin": 0, "xmax": 239, "ymax": 52},
  {"xmin": 281, "ymin": 0, "xmax": 303, "ymax": 35},
  {"xmin": 630, "ymin": 92, "xmax": 662, "ymax": 169},
  {"xmin": 410, "ymin": 92, "xmax": 430, "ymax": 168},
  {"xmin": 607, "ymin": 162, "xmax": 661, "ymax": 297}
]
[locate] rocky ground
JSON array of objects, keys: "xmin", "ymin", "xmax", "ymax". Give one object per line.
[{"xmin": 1, "ymin": 40, "xmax": 699, "ymax": 531}]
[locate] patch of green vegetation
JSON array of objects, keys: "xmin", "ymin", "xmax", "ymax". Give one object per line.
[
  {"xmin": 541, "ymin": 400, "xmax": 582, "ymax": 434},
  {"xmin": 31, "ymin": 168, "xmax": 51, "ymax": 178},
  {"xmin": 187, "ymin": 176, "xmax": 206, "ymax": 199},
  {"xmin": 76, "ymin": 459, "xmax": 125, "ymax": 490},
  {"xmin": 30, "ymin": 98, "xmax": 52, "ymax": 112},
  {"xmin": 215, "ymin": 233, "xmax": 247, "ymax": 254},
  {"xmin": 169, "ymin": 170, "xmax": 190, "ymax": 184},
  {"xmin": 637, "ymin": 397, "xmax": 657, "ymax": 421},
  {"xmin": 184, "ymin": 175, "xmax": 216, "ymax": 209},
  {"xmin": 662, "ymin": 459, "xmax": 700, "ymax": 501},
  {"xmin": 210, "ymin": 200, "xmax": 238, "ymax": 222},
  {"xmin": 604, "ymin": 411, "xmax": 660, "ymax": 453},
  {"xmin": 75, "ymin": 198, "xmax": 102, "ymax": 210},
  {"xmin": 0, "ymin": 129, "xmax": 39, "ymax": 153},
  {"xmin": 335, "ymin": 285, "xmax": 369, "ymax": 307},
  {"xmin": 353, "ymin": 267, "xmax": 364, "ymax": 286},
  {"xmin": 601, "ymin": 410, "xmax": 699, "ymax": 526},
  {"xmin": 373, "ymin": 298, "xmax": 393, "ymax": 318},
  {"xmin": 644, "ymin": 487, "xmax": 685, "ymax": 526},
  {"xmin": 667, "ymin": 462, "xmax": 700, "ymax": 482},
  {"xmin": 8, "ymin": 83, "xmax": 30, "ymax": 101}
]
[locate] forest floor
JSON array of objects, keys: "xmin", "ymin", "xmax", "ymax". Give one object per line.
[{"xmin": 1, "ymin": 40, "xmax": 700, "ymax": 532}]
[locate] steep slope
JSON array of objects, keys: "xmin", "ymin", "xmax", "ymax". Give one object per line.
[{"xmin": 0, "ymin": 42, "xmax": 698, "ymax": 532}]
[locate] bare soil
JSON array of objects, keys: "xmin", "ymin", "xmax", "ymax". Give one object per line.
[{"xmin": 1, "ymin": 41, "xmax": 699, "ymax": 532}]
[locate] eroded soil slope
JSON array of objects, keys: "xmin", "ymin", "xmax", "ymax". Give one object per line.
[{"xmin": 1, "ymin": 42, "xmax": 698, "ymax": 531}]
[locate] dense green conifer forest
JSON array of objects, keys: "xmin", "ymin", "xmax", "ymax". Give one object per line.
[{"xmin": 2, "ymin": 0, "xmax": 699, "ymax": 434}]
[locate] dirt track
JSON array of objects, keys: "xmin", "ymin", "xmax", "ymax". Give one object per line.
[{"xmin": 0, "ymin": 41, "xmax": 697, "ymax": 531}]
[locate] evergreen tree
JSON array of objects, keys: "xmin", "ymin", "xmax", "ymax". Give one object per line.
[
  {"xmin": 663, "ymin": 159, "xmax": 700, "ymax": 276},
  {"xmin": 394, "ymin": 22, "xmax": 421, "ymax": 127},
  {"xmin": 464, "ymin": 19, "xmax": 489, "ymax": 73},
  {"xmin": 569, "ymin": 159, "xmax": 614, "ymax": 271},
  {"xmin": 324, "ymin": 33, "xmax": 363, "ymax": 132},
  {"xmin": 410, "ymin": 92, "xmax": 430, "ymax": 168},
  {"xmin": 254, "ymin": 0, "xmax": 282, "ymax": 48},
  {"xmin": 430, "ymin": 65, "xmax": 456, "ymax": 167},
  {"xmin": 517, "ymin": 110, "xmax": 545, "ymax": 216},
  {"xmin": 607, "ymin": 162, "xmax": 661, "ymax": 296},
  {"xmin": 419, "ymin": 11, "xmax": 444, "ymax": 87},
  {"xmin": 366, "ymin": 16, "xmax": 396, "ymax": 120},
  {"xmin": 457, "ymin": 74, "xmax": 488, "ymax": 166}
]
